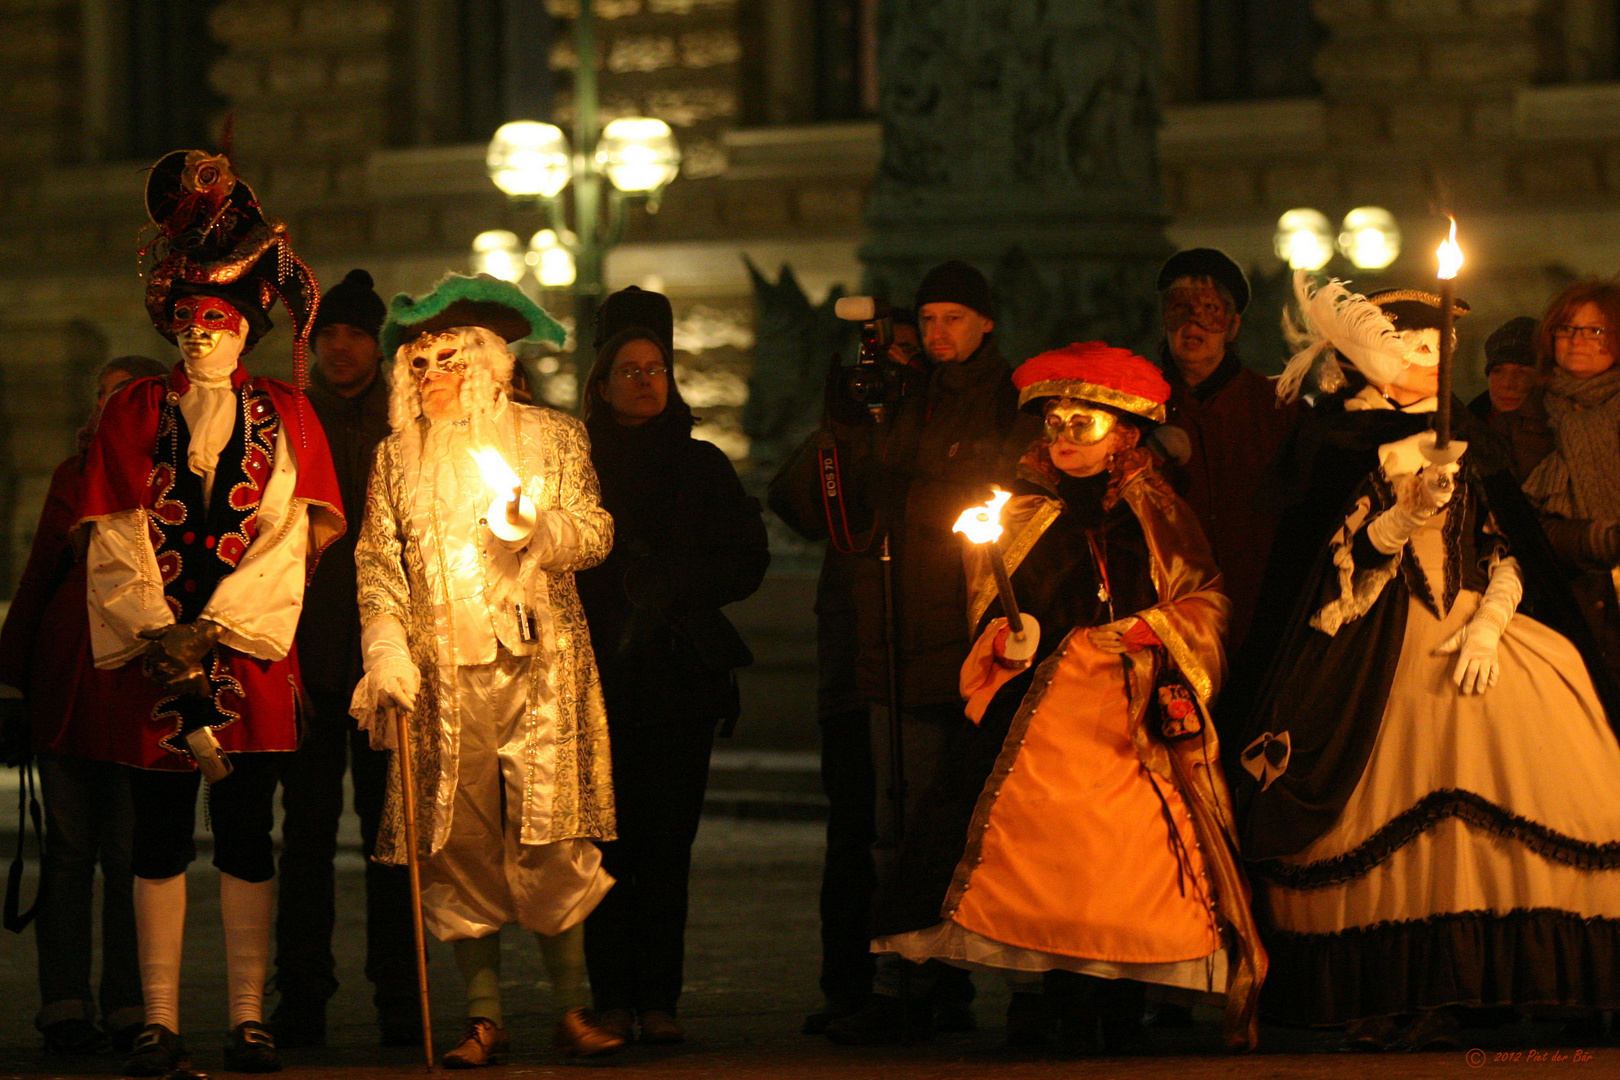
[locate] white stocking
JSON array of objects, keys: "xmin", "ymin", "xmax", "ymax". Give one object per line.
[
  {"xmin": 219, "ymin": 873, "xmax": 273, "ymax": 1029},
  {"xmin": 134, "ymin": 874, "xmax": 187, "ymax": 1034}
]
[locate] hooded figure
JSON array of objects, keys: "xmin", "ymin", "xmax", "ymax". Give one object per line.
[
  {"xmin": 868, "ymin": 342, "xmax": 1267, "ymax": 1053},
  {"xmin": 350, "ymin": 273, "xmax": 624, "ymax": 1063},
  {"xmin": 1230, "ymin": 274, "xmax": 1620, "ymax": 1048}
]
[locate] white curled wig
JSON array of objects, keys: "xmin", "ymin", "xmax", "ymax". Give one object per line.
[
  {"xmin": 388, "ymin": 325, "xmax": 514, "ymax": 431},
  {"xmin": 1276, "ymin": 270, "xmax": 1410, "ymax": 403},
  {"xmin": 388, "ymin": 325, "xmax": 516, "ymax": 490}
]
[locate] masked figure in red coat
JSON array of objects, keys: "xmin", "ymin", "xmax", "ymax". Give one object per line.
[{"xmin": 77, "ymin": 146, "xmax": 342, "ymax": 1076}]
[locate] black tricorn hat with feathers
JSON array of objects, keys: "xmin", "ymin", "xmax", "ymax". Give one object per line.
[{"xmin": 140, "ymin": 134, "xmax": 320, "ymax": 384}]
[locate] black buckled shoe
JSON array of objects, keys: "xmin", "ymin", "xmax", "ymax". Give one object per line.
[
  {"xmin": 224, "ymin": 1020, "xmax": 282, "ymax": 1073},
  {"xmin": 123, "ymin": 1024, "xmax": 189, "ymax": 1078}
]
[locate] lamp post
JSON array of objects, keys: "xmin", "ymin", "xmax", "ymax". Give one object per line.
[{"xmin": 484, "ymin": 0, "xmax": 681, "ymax": 379}]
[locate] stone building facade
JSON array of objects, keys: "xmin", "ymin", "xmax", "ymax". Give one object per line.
[{"xmin": 0, "ymin": 0, "xmax": 1618, "ymax": 593}]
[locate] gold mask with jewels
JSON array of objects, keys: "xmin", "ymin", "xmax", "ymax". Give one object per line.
[
  {"xmin": 1043, "ymin": 400, "xmax": 1119, "ymax": 446},
  {"xmin": 404, "ymin": 330, "xmax": 471, "ymax": 386}
]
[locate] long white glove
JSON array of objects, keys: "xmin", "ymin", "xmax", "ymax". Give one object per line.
[
  {"xmin": 350, "ymin": 619, "xmax": 420, "ymax": 750},
  {"xmin": 1434, "ymin": 556, "xmax": 1523, "ymax": 695},
  {"xmin": 1366, "ymin": 462, "xmax": 1459, "ymax": 555}
]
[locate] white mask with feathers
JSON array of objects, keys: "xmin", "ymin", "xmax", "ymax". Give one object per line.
[{"xmin": 1276, "ymin": 271, "xmax": 1440, "ymax": 402}]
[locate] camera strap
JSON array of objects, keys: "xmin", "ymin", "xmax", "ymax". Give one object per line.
[
  {"xmin": 4, "ymin": 757, "xmax": 42, "ymax": 932},
  {"xmin": 816, "ymin": 431, "xmax": 869, "ymax": 554}
]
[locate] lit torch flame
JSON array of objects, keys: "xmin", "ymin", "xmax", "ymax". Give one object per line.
[
  {"xmin": 1436, "ymin": 217, "xmax": 1463, "ymax": 281},
  {"xmin": 952, "ymin": 488, "xmax": 1013, "ymax": 546},
  {"xmin": 470, "ymin": 447, "xmax": 520, "ymax": 497}
]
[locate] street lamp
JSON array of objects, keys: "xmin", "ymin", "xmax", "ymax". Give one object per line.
[
  {"xmin": 471, "ymin": 230, "xmax": 526, "ymax": 283},
  {"xmin": 483, "ymin": 0, "xmax": 681, "ymax": 379},
  {"xmin": 1338, "ymin": 206, "xmax": 1401, "ymax": 271},
  {"xmin": 1273, "ymin": 208, "xmax": 1335, "ymax": 272},
  {"xmin": 487, "ymin": 122, "xmax": 572, "ymax": 199}
]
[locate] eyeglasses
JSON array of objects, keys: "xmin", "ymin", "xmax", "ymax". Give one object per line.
[
  {"xmin": 1553, "ymin": 325, "xmax": 1607, "ymax": 341},
  {"xmin": 611, "ymin": 364, "xmax": 667, "ymax": 381}
]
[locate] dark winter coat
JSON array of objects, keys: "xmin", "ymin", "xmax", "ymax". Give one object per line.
[
  {"xmin": 1161, "ymin": 350, "xmax": 1296, "ymax": 652},
  {"xmin": 1467, "ymin": 387, "xmax": 1553, "ymax": 483},
  {"xmin": 769, "ymin": 338, "xmax": 1042, "ymax": 709},
  {"xmin": 294, "ymin": 367, "xmax": 393, "ymax": 695},
  {"xmin": 576, "ymin": 410, "xmax": 770, "ymax": 729}
]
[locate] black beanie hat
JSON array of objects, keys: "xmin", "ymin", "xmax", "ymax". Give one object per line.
[
  {"xmin": 1485, "ymin": 316, "xmax": 1538, "ymax": 372},
  {"xmin": 594, "ymin": 285, "xmax": 674, "ymax": 357},
  {"xmin": 915, "ymin": 260, "xmax": 993, "ymax": 318},
  {"xmin": 1157, "ymin": 248, "xmax": 1250, "ymax": 314},
  {"xmin": 313, "ymin": 268, "xmax": 386, "ymax": 340}
]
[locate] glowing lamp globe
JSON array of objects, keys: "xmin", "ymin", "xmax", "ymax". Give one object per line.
[
  {"xmin": 1274, "ymin": 208, "xmax": 1335, "ymax": 272},
  {"xmin": 1339, "ymin": 207, "xmax": 1401, "ymax": 270},
  {"xmin": 596, "ymin": 117, "xmax": 682, "ymax": 194},
  {"xmin": 527, "ymin": 229, "xmax": 577, "ymax": 288},
  {"xmin": 471, "ymin": 230, "xmax": 525, "ymax": 283},
  {"xmin": 487, "ymin": 121, "xmax": 573, "ymax": 199}
]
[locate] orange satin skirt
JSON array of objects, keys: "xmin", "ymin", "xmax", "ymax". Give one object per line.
[{"xmin": 952, "ymin": 634, "xmax": 1221, "ymax": 964}]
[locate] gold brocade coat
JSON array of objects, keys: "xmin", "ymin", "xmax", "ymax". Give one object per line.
[
  {"xmin": 963, "ymin": 456, "xmax": 1269, "ymax": 1050},
  {"xmin": 357, "ymin": 402, "xmax": 616, "ymax": 865}
]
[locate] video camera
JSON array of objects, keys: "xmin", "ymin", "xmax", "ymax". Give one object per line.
[{"xmin": 831, "ymin": 296, "xmax": 911, "ymax": 418}]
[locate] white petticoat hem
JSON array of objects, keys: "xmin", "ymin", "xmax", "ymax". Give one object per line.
[{"xmin": 872, "ymin": 918, "xmax": 1228, "ymax": 1000}]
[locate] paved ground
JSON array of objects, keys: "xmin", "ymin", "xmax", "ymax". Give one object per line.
[{"xmin": 0, "ymin": 816, "xmax": 1614, "ymax": 1080}]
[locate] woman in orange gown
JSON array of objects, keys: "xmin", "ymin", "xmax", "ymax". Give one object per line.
[{"xmin": 870, "ymin": 343, "xmax": 1266, "ymax": 1052}]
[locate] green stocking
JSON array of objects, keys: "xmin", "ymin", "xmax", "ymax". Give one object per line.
[
  {"xmin": 453, "ymin": 933, "xmax": 503, "ymax": 1026},
  {"xmin": 535, "ymin": 924, "xmax": 589, "ymax": 1012}
]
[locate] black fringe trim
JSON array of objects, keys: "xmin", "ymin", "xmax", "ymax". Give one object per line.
[
  {"xmin": 1261, "ymin": 908, "xmax": 1620, "ymax": 1025},
  {"xmin": 1253, "ymin": 788, "xmax": 1620, "ymax": 890}
]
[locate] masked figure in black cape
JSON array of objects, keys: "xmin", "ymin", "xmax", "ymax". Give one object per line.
[{"xmin": 1229, "ymin": 274, "xmax": 1620, "ymax": 1049}]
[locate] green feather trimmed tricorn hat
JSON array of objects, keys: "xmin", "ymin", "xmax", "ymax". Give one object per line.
[{"xmin": 380, "ymin": 273, "xmax": 567, "ymax": 358}]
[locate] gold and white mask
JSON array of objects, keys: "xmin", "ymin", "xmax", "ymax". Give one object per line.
[
  {"xmin": 1398, "ymin": 327, "xmax": 1442, "ymax": 370},
  {"xmin": 1043, "ymin": 399, "xmax": 1119, "ymax": 446},
  {"xmin": 404, "ymin": 329, "xmax": 472, "ymax": 386}
]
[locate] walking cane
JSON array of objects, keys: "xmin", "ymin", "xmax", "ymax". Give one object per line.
[{"xmin": 387, "ymin": 704, "xmax": 435, "ymax": 1070}]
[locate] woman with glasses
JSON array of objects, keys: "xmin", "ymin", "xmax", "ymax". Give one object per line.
[
  {"xmin": 1524, "ymin": 282, "xmax": 1620, "ymax": 701},
  {"xmin": 575, "ymin": 287, "xmax": 770, "ymax": 1047}
]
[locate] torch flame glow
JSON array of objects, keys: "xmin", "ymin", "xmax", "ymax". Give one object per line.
[
  {"xmin": 1436, "ymin": 217, "xmax": 1463, "ymax": 281},
  {"xmin": 953, "ymin": 488, "xmax": 1013, "ymax": 546},
  {"xmin": 470, "ymin": 447, "xmax": 521, "ymax": 496}
]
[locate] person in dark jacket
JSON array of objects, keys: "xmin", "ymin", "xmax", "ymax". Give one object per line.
[
  {"xmin": 270, "ymin": 269, "xmax": 419, "ymax": 1048},
  {"xmin": 576, "ymin": 286, "xmax": 770, "ymax": 1047},
  {"xmin": 789, "ymin": 310, "xmax": 922, "ymax": 1036},
  {"xmin": 770, "ymin": 261, "xmax": 1041, "ymax": 1044},
  {"xmin": 0, "ymin": 355, "xmax": 166, "ymax": 1057},
  {"xmin": 1466, "ymin": 315, "xmax": 1552, "ymax": 483},
  {"xmin": 1157, "ymin": 248, "xmax": 1295, "ymax": 654}
]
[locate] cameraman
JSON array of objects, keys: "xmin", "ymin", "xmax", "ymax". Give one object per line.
[{"xmin": 771, "ymin": 262, "xmax": 1039, "ymax": 1044}]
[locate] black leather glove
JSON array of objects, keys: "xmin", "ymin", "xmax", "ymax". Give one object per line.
[{"xmin": 140, "ymin": 620, "xmax": 224, "ymax": 696}]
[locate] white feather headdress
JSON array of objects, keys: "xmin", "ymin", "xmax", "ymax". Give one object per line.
[{"xmin": 1276, "ymin": 271, "xmax": 1410, "ymax": 403}]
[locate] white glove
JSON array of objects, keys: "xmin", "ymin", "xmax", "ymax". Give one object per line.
[
  {"xmin": 352, "ymin": 619, "xmax": 420, "ymax": 750},
  {"xmin": 1434, "ymin": 556, "xmax": 1523, "ymax": 695},
  {"xmin": 526, "ymin": 510, "xmax": 580, "ymax": 571},
  {"xmin": 1366, "ymin": 462, "xmax": 1459, "ymax": 555}
]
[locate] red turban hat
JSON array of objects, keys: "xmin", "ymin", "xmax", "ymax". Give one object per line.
[{"xmin": 1011, "ymin": 342, "xmax": 1170, "ymax": 423}]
